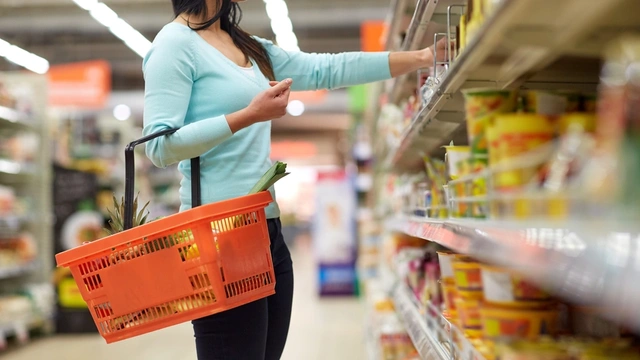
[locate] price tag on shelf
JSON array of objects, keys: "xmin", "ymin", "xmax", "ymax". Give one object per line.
[{"xmin": 420, "ymin": 223, "xmax": 429, "ymax": 238}]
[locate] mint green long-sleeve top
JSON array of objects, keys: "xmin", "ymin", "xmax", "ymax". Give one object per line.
[{"xmin": 143, "ymin": 23, "xmax": 391, "ymax": 218}]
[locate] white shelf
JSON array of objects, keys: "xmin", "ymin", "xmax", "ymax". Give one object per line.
[
  {"xmin": 386, "ymin": 0, "xmax": 638, "ymax": 171},
  {"xmin": 0, "ymin": 105, "xmax": 35, "ymax": 131},
  {"xmin": 392, "ymin": 280, "xmax": 485, "ymax": 360},
  {"xmin": 0, "ymin": 312, "xmax": 50, "ymax": 348},
  {"xmin": 388, "ymin": 215, "xmax": 640, "ymax": 332},
  {"xmin": 393, "ymin": 282, "xmax": 448, "ymax": 360},
  {"xmin": 0, "ymin": 159, "xmax": 36, "ymax": 176},
  {"xmin": 0, "ymin": 261, "xmax": 38, "ymax": 280}
]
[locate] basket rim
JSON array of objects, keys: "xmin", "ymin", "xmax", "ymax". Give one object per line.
[{"xmin": 55, "ymin": 191, "xmax": 273, "ymax": 267}]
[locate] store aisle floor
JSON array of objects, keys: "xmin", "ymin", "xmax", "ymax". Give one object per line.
[{"xmin": 4, "ymin": 235, "xmax": 366, "ymax": 360}]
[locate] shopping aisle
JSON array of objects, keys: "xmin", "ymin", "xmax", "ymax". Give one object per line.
[{"xmin": 4, "ymin": 235, "xmax": 366, "ymax": 360}]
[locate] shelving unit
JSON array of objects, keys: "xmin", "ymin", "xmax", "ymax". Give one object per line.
[
  {"xmin": 0, "ymin": 72, "xmax": 54, "ymax": 350},
  {"xmin": 0, "ymin": 261, "xmax": 38, "ymax": 280},
  {"xmin": 383, "ymin": 0, "xmax": 639, "ymax": 171},
  {"xmin": 392, "ymin": 282, "xmax": 447, "ymax": 360},
  {"xmin": 385, "ymin": 262, "xmax": 485, "ymax": 360},
  {"xmin": 371, "ymin": 0, "xmax": 640, "ymax": 358},
  {"xmin": 389, "ymin": 215, "xmax": 640, "ymax": 331}
]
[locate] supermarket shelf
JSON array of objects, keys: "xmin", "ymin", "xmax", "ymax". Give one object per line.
[
  {"xmin": 0, "ymin": 106, "xmax": 35, "ymax": 131},
  {"xmin": 387, "ymin": 0, "xmax": 636, "ymax": 171},
  {"xmin": 0, "ymin": 159, "xmax": 36, "ymax": 176},
  {"xmin": 389, "ymin": 0, "xmax": 466, "ymax": 105},
  {"xmin": 0, "ymin": 312, "xmax": 51, "ymax": 347},
  {"xmin": 388, "ymin": 215, "xmax": 640, "ymax": 331},
  {"xmin": 393, "ymin": 282, "xmax": 449, "ymax": 360},
  {"xmin": 0, "ymin": 261, "xmax": 38, "ymax": 280},
  {"xmin": 383, "ymin": 0, "xmax": 408, "ymax": 51},
  {"xmin": 0, "ymin": 216, "xmax": 23, "ymax": 238}
]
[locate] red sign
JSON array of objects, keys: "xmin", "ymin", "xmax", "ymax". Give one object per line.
[{"xmin": 47, "ymin": 60, "xmax": 111, "ymax": 109}]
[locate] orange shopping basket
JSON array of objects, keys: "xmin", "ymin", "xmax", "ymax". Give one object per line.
[{"xmin": 55, "ymin": 129, "xmax": 276, "ymax": 343}]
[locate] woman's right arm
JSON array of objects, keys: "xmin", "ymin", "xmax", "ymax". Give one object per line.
[
  {"xmin": 143, "ymin": 32, "xmax": 235, "ymax": 168},
  {"xmin": 143, "ymin": 31, "xmax": 293, "ymax": 168}
]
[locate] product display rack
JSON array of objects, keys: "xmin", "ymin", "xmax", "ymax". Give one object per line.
[
  {"xmin": 388, "ymin": 216, "xmax": 640, "ymax": 331},
  {"xmin": 0, "ymin": 72, "xmax": 54, "ymax": 349},
  {"xmin": 371, "ymin": 0, "xmax": 640, "ymax": 358},
  {"xmin": 383, "ymin": 0, "xmax": 638, "ymax": 171}
]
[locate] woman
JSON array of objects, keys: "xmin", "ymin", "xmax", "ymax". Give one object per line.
[{"xmin": 143, "ymin": 0, "xmax": 448, "ymax": 358}]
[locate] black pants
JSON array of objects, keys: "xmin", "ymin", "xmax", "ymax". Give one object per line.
[{"xmin": 192, "ymin": 218, "xmax": 294, "ymax": 360}]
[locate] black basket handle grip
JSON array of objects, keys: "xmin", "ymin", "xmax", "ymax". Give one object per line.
[{"xmin": 124, "ymin": 128, "xmax": 201, "ymax": 230}]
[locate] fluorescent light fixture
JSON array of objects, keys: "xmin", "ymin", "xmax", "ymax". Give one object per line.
[
  {"xmin": 0, "ymin": 38, "xmax": 49, "ymax": 74},
  {"xmin": 265, "ymin": 0, "xmax": 288, "ymax": 20},
  {"xmin": 263, "ymin": 0, "xmax": 300, "ymax": 52},
  {"xmin": 89, "ymin": 3, "xmax": 119, "ymax": 28},
  {"xmin": 276, "ymin": 32, "xmax": 299, "ymax": 49},
  {"xmin": 271, "ymin": 18, "xmax": 293, "ymax": 35},
  {"xmin": 74, "ymin": 1, "xmax": 152, "ymax": 58},
  {"xmin": 72, "ymin": 0, "xmax": 98, "ymax": 11}
]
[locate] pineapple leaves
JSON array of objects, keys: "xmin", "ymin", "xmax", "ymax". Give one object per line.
[
  {"xmin": 135, "ymin": 200, "xmax": 150, "ymax": 226},
  {"xmin": 103, "ymin": 192, "xmax": 150, "ymax": 237}
]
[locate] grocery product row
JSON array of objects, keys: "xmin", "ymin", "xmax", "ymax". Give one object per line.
[
  {"xmin": 378, "ymin": 0, "xmax": 639, "ymax": 171},
  {"xmin": 365, "ymin": 0, "xmax": 640, "ymax": 358},
  {"xmin": 370, "ymin": 232, "xmax": 640, "ymax": 360}
]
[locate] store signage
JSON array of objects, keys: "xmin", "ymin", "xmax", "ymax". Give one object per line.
[
  {"xmin": 47, "ymin": 60, "xmax": 111, "ymax": 109},
  {"xmin": 361, "ymin": 21, "xmax": 386, "ymax": 52},
  {"xmin": 271, "ymin": 141, "xmax": 317, "ymax": 160}
]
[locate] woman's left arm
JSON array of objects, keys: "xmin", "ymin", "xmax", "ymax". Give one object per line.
[{"xmin": 255, "ymin": 37, "xmax": 448, "ymax": 91}]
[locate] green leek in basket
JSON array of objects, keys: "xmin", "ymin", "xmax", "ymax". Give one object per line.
[
  {"xmin": 224, "ymin": 162, "xmax": 289, "ymax": 229},
  {"xmin": 248, "ymin": 161, "xmax": 290, "ymax": 194}
]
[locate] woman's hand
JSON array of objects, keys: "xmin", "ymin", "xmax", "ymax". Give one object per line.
[
  {"xmin": 423, "ymin": 37, "xmax": 454, "ymax": 64},
  {"xmin": 389, "ymin": 38, "xmax": 454, "ymax": 77},
  {"xmin": 226, "ymin": 78, "xmax": 293, "ymax": 133}
]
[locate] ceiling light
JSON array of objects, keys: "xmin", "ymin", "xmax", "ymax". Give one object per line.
[
  {"xmin": 90, "ymin": 3, "xmax": 119, "ymax": 28},
  {"xmin": 72, "ymin": 0, "xmax": 98, "ymax": 11},
  {"xmin": 74, "ymin": 1, "xmax": 151, "ymax": 58},
  {"xmin": 286, "ymin": 100, "xmax": 305, "ymax": 117},
  {"xmin": 276, "ymin": 32, "xmax": 299, "ymax": 51},
  {"xmin": 263, "ymin": 0, "xmax": 300, "ymax": 51},
  {"xmin": 265, "ymin": 0, "xmax": 288, "ymax": 20},
  {"xmin": 113, "ymin": 104, "xmax": 131, "ymax": 121},
  {"xmin": 271, "ymin": 18, "xmax": 293, "ymax": 35},
  {"xmin": 0, "ymin": 38, "xmax": 49, "ymax": 74}
]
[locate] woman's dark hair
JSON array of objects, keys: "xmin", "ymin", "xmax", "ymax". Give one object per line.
[{"xmin": 172, "ymin": 0, "xmax": 276, "ymax": 81}]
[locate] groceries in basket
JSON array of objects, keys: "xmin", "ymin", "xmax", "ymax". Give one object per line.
[{"xmin": 55, "ymin": 130, "xmax": 289, "ymax": 343}]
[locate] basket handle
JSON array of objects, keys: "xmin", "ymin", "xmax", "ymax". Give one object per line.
[{"xmin": 124, "ymin": 128, "xmax": 202, "ymax": 230}]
